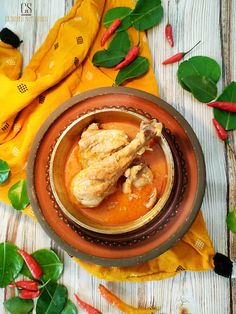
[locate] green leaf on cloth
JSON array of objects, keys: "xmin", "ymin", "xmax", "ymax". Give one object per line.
[
  {"xmin": 92, "ymin": 31, "xmax": 131, "ymax": 67},
  {"xmin": 115, "ymin": 56, "xmax": 149, "ymax": 85},
  {"xmin": 103, "ymin": 7, "xmax": 132, "ymax": 31},
  {"xmin": 92, "ymin": 50, "xmax": 125, "ymax": 67},
  {"xmin": 0, "ymin": 159, "xmax": 10, "ymax": 184},
  {"xmin": 0, "ymin": 242, "xmax": 23, "ymax": 288},
  {"xmin": 8, "ymin": 179, "xmax": 29, "ymax": 210},
  {"xmin": 108, "ymin": 30, "xmax": 131, "ymax": 54},
  {"xmin": 214, "ymin": 82, "xmax": 236, "ymax": 130}
]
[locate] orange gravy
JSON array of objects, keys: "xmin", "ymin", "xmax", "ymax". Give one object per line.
[{"xmin": 64, "ymin": 122, "xmax": 168, "ymax": 227}]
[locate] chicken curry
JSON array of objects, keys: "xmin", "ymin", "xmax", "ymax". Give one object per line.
[{"xmin": 65, "ymin": 120, "xmax": 168, "ymax": 226}]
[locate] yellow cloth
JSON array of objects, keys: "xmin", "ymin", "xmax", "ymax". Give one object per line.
[{"xmin": 0, "ymin": 0, "xmax": 215, "ymax": 281}]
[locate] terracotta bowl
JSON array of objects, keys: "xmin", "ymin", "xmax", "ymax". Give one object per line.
[
  {"xmin": 27, "ymin": 87, "xmax": 206, "ymax": 266},
  {"xmin": 49, "ymin": 108, "xmax": 175, "ymax": 234}
]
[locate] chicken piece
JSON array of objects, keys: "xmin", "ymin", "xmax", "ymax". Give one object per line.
[
  {"xmin": 133, "ymin": 165, "xmax": 153, "ymax": 188},
  {"xmin": 145, "ymin": 188, "xmax": 158, "ymax": 209},
  {"xmin": 122, "ymin": 163, "xmax": 154, "ymax": 199},
  {"xmin": 71, "ymin": 119, "xmax": 162, "ymax": 208},
  {"xmin": 78, "ymin": 123, "xmax": 129, "ymax": 168},
  {"xmin": 123, "ymin": 164, "xmax": 143, "ymax": 195}
]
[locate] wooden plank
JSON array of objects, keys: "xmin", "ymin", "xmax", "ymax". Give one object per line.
[
  {"xmin": 225, "ymin": 0, "xmax": 236, "ymax": 311},
  {"xmin": 219, "ymin": 0, "xmax": 236, "ymax": 313},
  {"xmin": 65, "ymin": 0, "xmax": 75, "ymax": 14}
]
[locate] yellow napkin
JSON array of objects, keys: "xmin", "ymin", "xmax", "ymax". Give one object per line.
[{"xmin": 0, "ymin": 0, "xmax": 215, "ymax": 281}]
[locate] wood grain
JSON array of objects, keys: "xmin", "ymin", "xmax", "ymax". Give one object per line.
[
  {"xmin": 223, "ymin": 0, "xmax": 236, "ymax": 311},
  {"xmin": 0, "ymin": 0, "xmax": 235, "ymax": 313},
  {"xmin": 219, "ymin": 0, "xmax": 236, "ymax": 313}
]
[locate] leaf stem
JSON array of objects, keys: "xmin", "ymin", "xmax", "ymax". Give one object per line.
[
  {"xmin": 167, "ymin": 0, "xmax": 170, "ymax": 24},
  {"xmin": 184, "ymin": 41, "xmax": 201, "ymax": 56},
  {"xmin": 39, "ymin": 278, "xmax": 51, "ymax": 289}
]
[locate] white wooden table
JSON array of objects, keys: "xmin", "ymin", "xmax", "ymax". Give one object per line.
[{"xmin": 0, "ymin": 0, "xmax": 235, "ymax": 313}]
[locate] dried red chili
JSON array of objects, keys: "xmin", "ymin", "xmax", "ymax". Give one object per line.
[
  {"xmin": 165, "ymin": 24, "xmax": 174, "ymax": 47},
  {"xmin": 165, "ymin": 1, "xmax": 174, "ymax": 47},
  {"xmin": 74, "ymin": 293, "xmax": 102, "ymax": 314},
  {"xmin": 162, "ymin": 41, "xmax": 201, "ymax": 65},
  {"xmin": 101, "ymin": 18, "xmax": 121, "ymax": 46},
  {"xmin": 208, "ymin": 101, "xmax": 236, "ymax": 112},
  {"xmin": 18, "ymin": 249, "xmax": 43, "ymax": 280},
  {"xmin": 19, "ymin": 289, "xmax": 40, "ymax": 299},
  {"xmin": 212, "ymin": 118, "xmax": 228, "ymax": 141},
  {"xmin": 99, "ymin": 284, "xmax": 160, "ymax": 313},
  {"xmin": 115, "ymin": 45, "xmax": 140, "ymax": 70}
]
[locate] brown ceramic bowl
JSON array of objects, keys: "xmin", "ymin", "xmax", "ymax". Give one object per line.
[
  {"xmin": 27, "ymin": 87, "xmax": 206, "ymax": 267},
  {"xmin": 49, "ymin": 108, "xmax": 175, "ymax": 234}
]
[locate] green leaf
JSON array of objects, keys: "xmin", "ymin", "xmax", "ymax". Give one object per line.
[
  {"xmin": 8, "ymin": 179, "xmax": 29, "ymax": 210},
  {"xmin": 21, "ymin": 249, "xmax": 63, "ymax": 282},
  {"xmin": 4, "ymin": 297, "xmax": 34, "ymax": 314},
  {"xmin": 36, "ymin": 282, "xmax": 68, "ymax": 314},
  {"xmin": 92, "ymin": 31, "xmax": 131, "ymax": 68},
  {"xmin": 61, "ymin": 300, "xmax": 78, "ymax": 314},
  {"xmin": 0, "ymin": 159, "xmax": 10, "ymax": 184},
  {"xmin": 115, "ymin": 56, "xmax": 149, "ymax": 86},
  {"xmin": 0, "ymin": 242, "xmax": 24, "ymax": 288},
  {"xmin": 177, "ymin": 56, "xmax": 221, "ymax": 91},
  {"xmin": 92, "ymin": 50, "xmax": 125, "ymax": 67},
  {"xmin": 214, "ymin": 82, "xmax": 236, "ymax": 130},
  {"xmin": 130, "ymin": 0, "xmax": 164, "ymax": 31},
  {"xmin": 181, "ymin": 75, "xmax": 217, "ymax": 103},
  {"xmin": 226, "ymin": 205, "xmax": 236, "ymax": 233},
  {"xmin": 103, "ymin": 7, "xmax": 132, "ymax": 31},
  {"xmin": 108, "ymin": 31, "xmax": 131, "ymax": 54}
]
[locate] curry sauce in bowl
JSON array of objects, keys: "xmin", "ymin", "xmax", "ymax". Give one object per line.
[{"xmin": 50, "ymin": 108, "xmax": 174, "ymax": 234}]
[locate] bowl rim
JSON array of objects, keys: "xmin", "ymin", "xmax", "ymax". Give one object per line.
[
  {"xmin": 49, "ymin": 108, "xmax": 175, "ymax": 234},
  {"xmin": 26, "ymin": 86, "xmax": 206, "ymax": 267}
]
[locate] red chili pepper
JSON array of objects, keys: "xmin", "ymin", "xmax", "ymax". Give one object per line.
[
  {"xmin": 18, "ymin": 249, "xmax": 43, "ymax": 280},
  {"xmin": 74, "ymin": 293, "xmax": 102, "ymax": 314},
  {"xmin": 212, "ymin": 118, "xmax": 228, "ymax": 141},
  {"xmin": 162, "ymin": 41, "xmax": 201, "ymax": 65},
  {"xmin": 99, "ymin": 284, "xmax": 160, "ymax": 314},
  {"xmin": 208, "ymin": 101, "xmax": 236, "ymax": 112},
  {"xmin": 9, "ymin": 280, "xmax": 39, "ymax": 291},
  {"xmin": 19, "ymin": 289, "xmax": 40, "ymax": 299},
  {"xmin": 115, "ymin": 46, "xmax": 140, "ymax": 70},
  {"xmin": 165, "ymin": 1, "xmax": 174, "ymax": 47},
  {"xmin": 101, "ymin": 18, "xmax": 121, "ymax": 46},
  {"xmin": 165, "ymin": 24, "xmax": 174, "ymax": 47}
]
